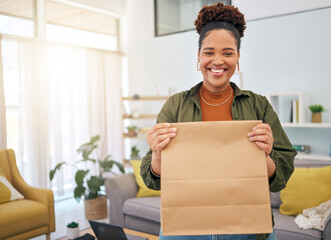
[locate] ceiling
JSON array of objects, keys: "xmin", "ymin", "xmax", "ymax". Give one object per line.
[{"xmin": 0, "ymin": 0, "xmax": 118, "ymax": 36}]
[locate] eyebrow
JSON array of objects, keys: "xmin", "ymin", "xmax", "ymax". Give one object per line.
[
  {"xmin": 202, "ymin": 47, "xmax": 214, "ymax": 51},
  {"xmin": 202, "ymin": 47, "xmax": 235, "ymax": 51}
]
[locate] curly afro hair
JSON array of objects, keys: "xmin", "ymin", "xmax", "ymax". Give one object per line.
[{"xmin": 194, "ymin": 2, "xmax": 246, "ymax": 51}]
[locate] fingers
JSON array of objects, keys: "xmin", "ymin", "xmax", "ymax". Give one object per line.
[
  {"xmin": 147, "ymin": 123, "xmax": 177, "ymax": 152},
  {"xmin": 247, "ymin": 123, "xmax": 273, "ymax": 156}
]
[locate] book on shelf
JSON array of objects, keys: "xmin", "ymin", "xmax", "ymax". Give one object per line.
[
  {"xmin": 290, "ymin": 100, "xmax": 299, "ymax": 123},
  {"xmin": 292, "ymin": 144, "xmax": 311, "ymax": 153}
]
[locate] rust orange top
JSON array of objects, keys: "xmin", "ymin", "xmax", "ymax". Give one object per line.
[{"xmin": 199, "ymin": 84, "xmax": 234, "ymax": 121}]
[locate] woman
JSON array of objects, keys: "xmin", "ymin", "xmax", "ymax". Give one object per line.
[{"xmin": 140, "ymin": 3, "xmax": 296, "ymax": 240}]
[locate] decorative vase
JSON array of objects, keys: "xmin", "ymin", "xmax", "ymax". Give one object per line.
[
  {"xmin": 67, "ymin": 227, "xmax": 80, "ymax": 239},
  {"xmin": 84, "ymin": 195, "xmax": 108, "ymax": 220},
  {"xmin": 312, "ymin": 113, "xmax": 321, "ymax": 123}
]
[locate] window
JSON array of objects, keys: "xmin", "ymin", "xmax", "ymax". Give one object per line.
[
  {"xmin": 1, "ymin": 0, "xmax": 122, "ymax": 200},
  {"xmin": 154, "ymin": 0, "xmax": 231, "ymax": 36},
  {"xmin": 45, "ymin": 1, "xmax": 119, "ymax": 51}
]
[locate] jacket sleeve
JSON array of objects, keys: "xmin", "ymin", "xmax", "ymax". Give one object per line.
[
  {"xmin": 140, "ymin": 97, "xmax": 176, "ymax": 190},
  {"xmin": 262, "ymin": 97, "xmax": 296, "ymax": 192}
]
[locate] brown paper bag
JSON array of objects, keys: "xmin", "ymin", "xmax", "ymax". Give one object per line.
[{"xmin": 161, "ymin": 120, "xmax": 272, "ymax": 236}]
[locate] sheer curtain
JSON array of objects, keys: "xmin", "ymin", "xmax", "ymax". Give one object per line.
[
  {"xmin": 0, "ymin": 38, "xmax": 7, "ymax": 150},
  {"xmin": 16, "ymin": 39, "xmax": 122, "ymax": 192}
]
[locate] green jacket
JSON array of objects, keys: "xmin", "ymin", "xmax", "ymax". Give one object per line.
[{"xmin": 141, "ymin": 82, "xmax": 296, "ymax": 240}]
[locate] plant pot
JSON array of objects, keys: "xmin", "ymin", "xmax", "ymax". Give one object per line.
[
  {"xmin": 67, "ymin": 227, "xmax": 80, "ymax": 239},
  {"xmin": 127, "ymin": 130, "xmax": 137, "ymax": 137},
  {"xmin": 312, "ymin": 113, "xmax": 322, "ymax": 123},
  {"xmin": 84, "ymin": 195, "xmax": 107, "ymax": 220}
]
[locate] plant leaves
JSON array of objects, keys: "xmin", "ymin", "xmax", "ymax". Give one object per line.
[
  {"xmin": 99, "ymin": 159, "xmax": 114, "ymax": 172},
  {"xmin": 74, "ymin": 185, "xmax": 86, "ymax": 202},
  {"xmin": 86, "ymin": 176, "xmax": 104, "ymax": 199},
  {"xmin": 49, "ymin": 162, "xmax": 67, "ymax": 180},
  {"xmin": 75, "ymin": 170, "xmax": 89, "ymax": 186},
  {"xmin": 113, "ymin": 161, "xmax": 125, "ymax": 173}
]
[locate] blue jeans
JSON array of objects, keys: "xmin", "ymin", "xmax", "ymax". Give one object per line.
[{"xmin": 159, "ymin": 229, "xmax": 277, "ymax": 240}]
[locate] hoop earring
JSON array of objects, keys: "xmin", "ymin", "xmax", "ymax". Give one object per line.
[
  {"xmin": 237, "ymin": 62, "xmax": 240, "ymax": 72},
  {"xmin": 197, "ymin": 61, "xmax": 200, "ymax": 71}
]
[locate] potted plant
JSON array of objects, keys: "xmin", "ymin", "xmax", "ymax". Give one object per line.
[
  {"xmin": 49, "ymin": 135, "xmax": 125, "ymax": 220},
  {"xmin": 130, "ymin": 145, "xmax": 140, "ymax": 160},
  {"xmin": 67, "ymin": 221, "xmax": 79, "ymax": 239},
  {"xmin": 127, "ymin": 125, "xmax": 138, "ymax": 137},
  {"xmin": 309, "ymin": 104, "xmax": 325, "ymax": 123}
]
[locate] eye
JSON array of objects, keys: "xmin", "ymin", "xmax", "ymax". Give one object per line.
[
  {"xmin": 224, "ymin": 52, "xmax": 234, "ymax": 56},
  {"xmin": 203, "ymin": 51, "xmax": 213, "ymax": 56}
]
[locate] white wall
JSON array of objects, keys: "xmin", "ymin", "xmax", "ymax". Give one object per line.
[
  {"xmin": 233, "ymin": 0, "xmax": 331, "ymax": 20},
  {"xmin": 125, "ymin": 1, "xmax": 331, "ymax": 156}
]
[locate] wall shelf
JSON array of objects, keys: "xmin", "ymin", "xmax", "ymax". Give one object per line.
[
  {"xmin": 268, "ymin": 92, "xmax": 331, "ymax": 159},
  {"xmin": 122, "ymin": 96, "xmax": 168, "ymax": 163},
  {"xmin": 123, "ymin": 114, "xmax": 158, "ymax": 119},
  {"xmin": 122, "ymin": 96, "xmax": 169, "ymax": 101},
  {"xmin": 123, "ymin": 134, "xmax": 147, "ymax": 139},
  {"xmin": 282, "ymin": 123, "xmax": 331, "ymax": 128},
  {"xmin": 295, "ymin": 153, "xmax": 331, "ymax": 161}
]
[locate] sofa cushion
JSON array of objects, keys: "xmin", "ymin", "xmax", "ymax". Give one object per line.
[
  {"xmin": 270, "ymin": 192, "xmax": 282, "ymax": 208},
  {"xmin": 123, "ymin": 197, "xmax": 160, "ymax": 223},
  {"xmin": 131, "ymin": 160, "xmax": 161, "ymax": 198},
  {"xmin": 0, "ymin": 199, "xmax": 49, "ymax": 238},
  {"xmin": 280, "ymin": 165, "xmax": 331, "ymax": 215},
  {"xmin": 273, "ymin": 208, "xmax": 322, "ymax": 240},
  {"xmin": 125, "ymin": 215, "xmax": 160, "ymax": 235}
]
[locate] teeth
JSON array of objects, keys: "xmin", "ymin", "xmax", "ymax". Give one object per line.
[{"xmin": 211, "ymin": 69, "xmax": 224, "ymax": 73}]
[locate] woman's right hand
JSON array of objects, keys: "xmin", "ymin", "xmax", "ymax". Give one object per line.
[{"xmin": 147, "ymin": 123, "xmax": 177, "ymax": 176}]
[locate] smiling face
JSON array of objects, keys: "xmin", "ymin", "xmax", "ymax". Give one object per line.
[{"xmin": 198, "ymin": 29, "xmax": 240, "ymax": 93}]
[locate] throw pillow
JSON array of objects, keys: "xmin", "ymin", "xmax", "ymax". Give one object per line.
[
  {"xmin": 0, "ymin": 168, "xmax": 24, "ymax": 204},
  {"xmin": 130, "ymin": 160, "xmax": 161, "ymax": 197},
  {"xmin": 280, "ymin": 165, "xmax": 331, "ymax": 215}
]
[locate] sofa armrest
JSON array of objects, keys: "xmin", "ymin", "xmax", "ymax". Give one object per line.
[
  {"xmin": 323, "ymin": 210, "xmax": 331, "ymax": 240},
  {"xmin": 104, "ymin": 173, "xmax": 138, "ymax": 227}
]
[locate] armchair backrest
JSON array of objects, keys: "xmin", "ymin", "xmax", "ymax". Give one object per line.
[{"xmin": 0, "ymin": 149, "xmax": 15, "ymax": 184}]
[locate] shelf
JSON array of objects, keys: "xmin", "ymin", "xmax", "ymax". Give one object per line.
[
  {"xmin": 123, "ymin": 134, "xmax": 147, "ymax": 139},
  {"xmin": 282, "ymin": 123, "xmax": 331, "ymax": 128},
  {"xmin": 268, "ymin": 92, "xmax": 309, "ymax": 97},
  {"xmin": 295, "ymin": 153, "xmax": 331, "ymax": 161},
  {"xmin": 123, "ymin": 114, "xmax": 157, "ymax": 119},
  {"xmin": 122, "ymin": 96, "xmax": 169, "ymax": 101}
]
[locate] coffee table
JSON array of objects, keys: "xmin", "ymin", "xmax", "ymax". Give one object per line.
[{"xmin": 60, "ymin": 227, "xmax": 159, "ymax": 240}]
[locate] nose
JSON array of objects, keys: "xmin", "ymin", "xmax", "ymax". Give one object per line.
[{"xmin": 212, "ymin": 55, "xmax": 224, "ymax": 65}]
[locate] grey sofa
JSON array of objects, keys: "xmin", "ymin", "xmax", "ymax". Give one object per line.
[{"xmin": 104, "ymin": 159, "xmax": 331, "ymax": 239}]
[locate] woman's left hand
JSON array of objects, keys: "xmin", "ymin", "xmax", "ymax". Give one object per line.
[{"xmin": 247, "ymin": 123, "xmax": 274, "ymax": 157}]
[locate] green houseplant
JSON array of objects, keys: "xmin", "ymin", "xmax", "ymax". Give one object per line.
[
  {"xmin": 130, "ymin": 145, "xmax": 140, "ymax": 160},
  {"xmin": 66, "ymin": 221, "xmax": 79, "ymax": 239},
  {"xmin": 308, "ymin": 104, "xmax": 325, "ymax": 123},
  {"xmin": 49, "ymin": 135, "xmax": 125, "ymax": 219},
  {"xmin": 127, "ymin": 125, "xmax": 138, "ymax": 137}
]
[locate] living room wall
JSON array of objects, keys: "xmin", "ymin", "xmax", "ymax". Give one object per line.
[{"xmin": 125, "ymin": 1, "xmax": 331, "ymax": 156}]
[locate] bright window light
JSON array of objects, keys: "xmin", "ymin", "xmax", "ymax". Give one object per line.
[
  {"xmin": 0, "ymin": 14, "xmax": 33, "ymax": 37},
  {"xmin": 46, "ymin": 24, "xmax": 117, "ymax": 51}
]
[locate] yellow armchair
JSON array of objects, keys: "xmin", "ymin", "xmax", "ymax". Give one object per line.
[{"xmin": 0, "ymin": 149, "xmax": 55, "ymax": 240}]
